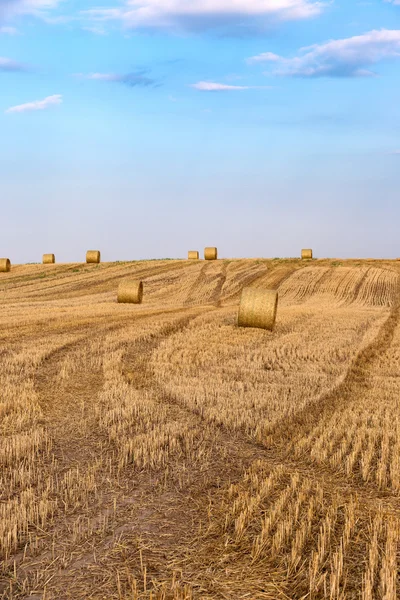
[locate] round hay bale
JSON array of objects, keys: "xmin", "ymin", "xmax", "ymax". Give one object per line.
[
  {"xmin": 301, "ymin": 248, "xmax": 313, "ymax": 259},
  {"xmin": 0, "ymin": 258, "xmax": 11, "ymax": 273},
  {"xmin": 204, "ymin": 247, "xmax": 217, "ymax": 260},
  {"xmin": 86, "ymin": 250, "xmax": 101, "ymax": 264},
  {"xmin": 238, "ymin": 288, "xmax": 278, "ymax": 331},
  {"xmin": 43, "ymin": 254, "xmax": 55, "ymax": 264},
  {"xmin": 188, "ymin": 251, "xmax": 199, "ymax": 260},
  {"xmin": 117, "ymin": 280, "xmax": 143, "ymax": 304}
]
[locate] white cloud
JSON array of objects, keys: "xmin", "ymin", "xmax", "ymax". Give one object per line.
[
  {"xmin": 0, "ymin": 26, "xmax": 19, "ymax": 34},
  {"xmin": 75, "ymin": 71, "xmax": 157, "ymax": 86},
  {"xmin": 190, "ymin": 81, "xmax": 271, "ymax": 90},
  {"xmin": 81, "ymin": 0, "xmax": 325, "ymax": 32},
  {"xmin": 82, "ymin": 25, "xmax": 107, "ymax": 35},
  {"xmin": 0, "ymin": 0, "xmax": 61, "ymax": 19},
  {"xmin": 5, "ymin": 93, "xmax": 62, "ymax": 113},
  {"xmin": 0, "ymin": 56, "xmax": 26, "ymax": 71},
  {"xmin": 248, "ymin": 29, "xmax": 400, "ymax": 77},
  {"xmin": 247, "ymin": 52, "xmax": 281, "ymax": 64}
]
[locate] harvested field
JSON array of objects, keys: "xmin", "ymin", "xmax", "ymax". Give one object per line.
[{"xmin": 0, "ymin": 258, "xmax": 399, "ymax": 599}]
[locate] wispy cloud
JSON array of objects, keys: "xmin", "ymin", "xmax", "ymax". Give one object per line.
[
  {"xmin": 75, "ymin": 71, "xmax": 158, "ymax": 87},
  {"xmin": 390, "ymin": 149, "xmax": 400, "ymax": 154},
  {"xmin": 248, "ymin": 29, "xmax": 400, "ymax": 77},
  {"xmin": 82, "ymin": 25, "xmax": 107, "ymax": 35},
  {"xmin": 5, "ymin": 94, "xmax": 62, "ymax": 113},
  {"xmin": 81, "ymin": 0, "xmax": 325, "ymax": 33},
  {"xmin": 0, "ymin": 26, "xmax": 19, "ymax": 34},
  {"xmin": 0, "ymin": 0, "xmax": 61, "ymax": 19},
  {"xmin": 190, "ymin": 81, "xmax": 272, "ymax": 90},
  {"xmin": 247, "ymin": 52, "xmax": 281, "ymax": 64},
  {"xmin": 0, "ymin": 56, "xmax": 26, "ymax": 71}
]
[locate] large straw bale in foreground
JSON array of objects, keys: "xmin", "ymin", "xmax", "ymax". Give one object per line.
[
  {"xmin": 43, "ymin": 254, "xmax": 55, "ymax": 264},
  {"xmin": 188, "ymin": 251, "xmax": 199, "ymax": 260},
  {"xmin": 301, "ymin": 248, "xmax": 313, "ymax": 259},
  {"xmin": 117, "ymin": 280, "xmax": 143, "ymax": 304},
  {"xmin": 204, "ymin": 247, "xmax": 217, "ymax": 260},
  {"xmin": 238, "ymin": 288, "xmax": 278, "ymax": 331},
  {"xmin": 0, "ymin": 258, "xmax": 11, "ymax": 272},
  {"xmin": 86, "ymin": 250, "xmax": 101, "ymax": 264}
]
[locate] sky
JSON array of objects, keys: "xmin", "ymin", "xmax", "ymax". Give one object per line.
[{"xmin": 1, "ymin": 0, "xmax": 400, "ymax": 262}]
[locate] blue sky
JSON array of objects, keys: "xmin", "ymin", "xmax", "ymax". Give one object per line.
[{"xmin": 1, "ymin": 0, "xmax": 400, "ymax": 261}]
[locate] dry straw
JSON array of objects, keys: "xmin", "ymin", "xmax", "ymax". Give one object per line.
[
  {"xmin": 43, "ymin": 254, "xmax": 55, "ymax": 264},
  {"xmin": 0, "ymin": 258, "xmax": 11, "ymax": 273},
  {"xmin": 204, "ymin": 247, "xmax": 217, "ymax": 260},
  {"xmin": 118, "ymin": 280, "xmax": 143, "ymax": 304},
  {"xmin": 188, "ymin": 251, "xmax": 199, "ymax": 260},
  {"xmin": 301, "ymin": 249, "xmax": 313, "ymax": 259},
  {"xmin": 238, "ymin": 287, "xmax": 278, "ymax": 331},
  {"xmin": 86, "ymin": 250, "xmax": 101, "ymax": 264}
]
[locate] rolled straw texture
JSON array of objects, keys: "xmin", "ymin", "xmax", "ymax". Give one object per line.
[
  {"xmin": 188, "ymin": 251, "xmax": 199, "ymax": 260},
  {"xmin": 238, "ymin": 288, "xmax": 278, "ymax": 331},
  {"xmin": 204, "ymin": 247, "xmax": 217, "ymax": 260},
  {"xmin": 118, "ymin": 280, "xmax": 143, "ymax": 304},
  {"xmin": 0, "ymin": 258, "xmax": 11, "ymax": 273},
  {"xmin": 43, "ymin": 254, "xmax": 55, "ymax": 264},
  {"xmin": 86, "ymin": 250, "xmax": 101, "ymax": 264},
  {"xmin": 301, "ymin": 249, "xmax": 313, "ymax": 259}
]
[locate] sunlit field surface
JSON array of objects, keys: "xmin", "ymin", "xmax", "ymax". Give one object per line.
[{"xmin": 1, "ymin": 257, "xmax": 400, "ymax": 599}]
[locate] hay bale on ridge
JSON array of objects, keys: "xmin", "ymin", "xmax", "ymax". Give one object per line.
[
  {"xmin": 86, "ymin": 250, "xmax": 101, "ymax": 264},
  {"xmin": 204, "ymin": 247, "xmax": 217, "ymax": 260},
  {"xmin": 301, "ymin": 249, "xmax": 313, "ymax": 259},
  {"xmin": 118, "ymin": 280, "xmax": 143, "ymax": 304},
  {"xmin": 188, "ymin": 251, "xmax": 199, "ymax": 260},
  {"xmin": 238, "ymin": 287, "xmax": 278, "ymax": 331},
  {"xmin": 43, "ymin": 254, "xmax": 55, "ymax": 264},
  {"xmin": 0, "ymin": 258, "xmax": 11, "ymax": 273}
]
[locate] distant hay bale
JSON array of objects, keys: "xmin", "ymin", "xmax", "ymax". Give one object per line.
[
  {"xmin": 188, "ymin": 251, "xmax": 199, "ymax": 260},
  {"xmin": 0, "ymin": 258, "xmax": 11, "ymax": 273},
  {"xmin": 301, "ymin": 249, "xmax": 313, "ymax": 259},
  {"xmin": 238, "ymin": 288, "xmax": 278, "ymax": 331},
  {"xmin": 86, "ymin": 250, "xmax": 101, "ymax": 264},
  {"xmin": 43, "ymin": 254, "xmax": 55, "ymax": 264},
  {"xmin": 204, "ymin": 247, "xmax": 217, "ymax": 260},
  {"xmin": 117, "ymin": 280, "xmax": 143, "ymax": 304}
]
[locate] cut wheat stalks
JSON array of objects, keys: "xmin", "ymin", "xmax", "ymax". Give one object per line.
[
  {"xmin": 301, "ymin": 249, "xmax": 313, "ymax": 259},
  {"xmin": 42, "ymin": 254, "xmax": 55, "ymax": 264},
  {"xmin": 188, "ymin": 251, "xmax": 199, "ymax": 260},
  {"xmin": 117, "ymin": 280, "xmax": 143, "ymax": 304},
  {"xmin": 237, "ymin": 287, "xmax": 278, "ymax": 331},
  {"xmin": 0, "ymin": 258, "xmax": 11, "ymax": 272},
  {"xmin": 86, "ymin": 250, "xmax": 101, "ymax": 264},
  {"xmin": 204, "ymin": 247, "xmax": 218, "ymax": 260}
]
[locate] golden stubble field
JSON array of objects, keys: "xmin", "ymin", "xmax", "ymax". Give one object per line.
[{"xmin": 0, "ymin": 257, "xmax": 400, "ymax": 599}]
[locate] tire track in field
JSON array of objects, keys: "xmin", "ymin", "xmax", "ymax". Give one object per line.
[
  {"xmin": 1, "ymin": 307, "xmax": 219, "ymax": 598},
  {"xmin": 183, "ymin": 262, "xmax": 211, "ymax": 305},
  {"xmin": 220, "ymin": 263, "xmax": 304, "ymax": 306},
  {"xmin": 268, "ymin": 277, "xmax": 400, "ymax": 451},
  {"xmin": 57, "ymin": 297, "xmax": 400, "ymax": 600},
  {"xmin": 7, "ymin": 300, "xmax": 400, "ymax": 599},
  {"xmin": 1, "ymin": 261, "xmax": 195, "ymax": 302}
]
